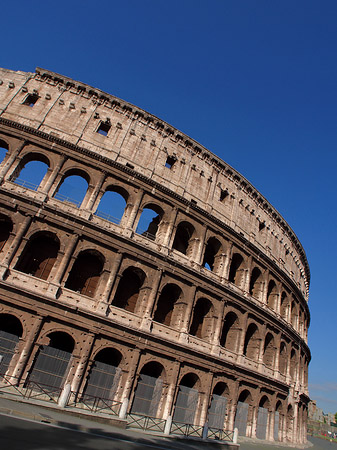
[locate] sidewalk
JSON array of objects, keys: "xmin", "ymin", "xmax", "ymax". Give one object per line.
[{"xmin": 0, "ymin": 393, "xmax": 239, "ymax": 450}]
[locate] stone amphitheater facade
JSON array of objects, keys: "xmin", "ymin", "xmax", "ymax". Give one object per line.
[{"xmin": 0, "ymin": 67, "xmax": 310, "ymax": 444}]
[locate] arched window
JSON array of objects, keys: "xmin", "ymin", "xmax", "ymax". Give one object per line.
[
  {"xmin": 0, "ymin": 139, "xmax": 8, "ymax": 165},
  {"xmin": 274, "ymin": 400, "xmax": 283, "ymax": 441},
  {"xmin": 279, "ymin": 342, "xmax": 287, "ymax": 375},
  {"xmin": 249, "ymin": 267, "xmax": 263, "ymax": 300},
  {"xmin": 27, "ymin": 331, "xmax": 74, "ymax": 390},
  {"xmin": 280, "ymin": 292, "xmax": 288, "ymax": 320},
  {"xmin": 83, "ymin": 348, "xmax": 122, "ymax": 402},
  {"xmin": 0, "ymin": 314, "xmax": 23, "ymax": 375},
  {"xmin": 263, "ymin": 332, "xmax": 275, "ymax": 368},
  {"xmin": 208, "ymin": 382, "xmax": 228, "ymax": 429},
  {"xmin": 95, "ymin": 187, "xmax": 128, "ymax": 225},
  {"xmin": 15, "ymin": 233, "xmax": 59, "ymax": 280},
  {"xmin": 12, "ymin": 155, "xmax": 49, "ymax": 191},
  {"xmin": 0, "ymin": 215, "xmax": 12, "ymax": 252},
  {"xmin": 189, "ymin": 298, "xmax": 213, "ymax": 340},
  {"xmin": 65, "ymin": 251, "xmax": 104, "ymax": 298},
  {"xmin": 172, "ymin": 221, "xmax": 195, "ymax": 256},
  {"xmin": 173, "ymin": 373, "xmax": 200, "ymax": 424},
  {"xmin": 267, "ymin": 280, "xmax": 277, "ymax": 309},
  {"xmin": 243, "ymin": 323, "xmax": 259, "ymax": 360},
  {"xmin": 131, "ymin": 362, "xmax": 164, "ymax": 417},
  {"xmin": 153, "ymin": 284, "xmax": 182, "ymax": 327},
  {"xmin": 112, "ymin": 267, "xmax": 145, "ymax": 313},
  {"xmin": 256, "ymin": 396, "xmax": 270, "ymax": 440},
  {"xmin": 202, "ymin": 237, "xmax": 222, "ymax": 272},
  {"xmin": 136, "ymin": 205, "xmax": 163, "ymax": 241},
  {"xmin": 220, "ymin": 312, "xmax": 239, "ymax": 352},
  {"xmin": 228, "ymin": 253, "xmax": 244, "ymax": 287},
  {"xmin": 54, "ymin": 172, "xmax": 89, "ymax": 207},
  {"xmin": 234, "ymin": 390, "xmax": 252, "ymax": 436},
  {"xmin": 289, "ymin": 349, "xmax": 296, "ymax": 379}
]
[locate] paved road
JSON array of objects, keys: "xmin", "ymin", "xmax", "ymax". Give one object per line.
[{"xmin": 239, "ymin": 436, "xmax": 337, "ymax": 450}]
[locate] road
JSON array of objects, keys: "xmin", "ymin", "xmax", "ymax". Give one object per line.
[{"xmin": 0, "ymin": 412, "xmax": 336, "ymax": 450}]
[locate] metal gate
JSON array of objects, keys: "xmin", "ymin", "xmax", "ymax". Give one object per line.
[
  {"xmin": 0, "ymin": 330, "xmax": 19, "ymax": 374},
  {"xmin": 27, "ymin": 346, "xmax": 72, "ymax": 389},
  {"xmin": 234, "ymin": 401, "xmax": 249, "ymax": 436},
  {"xmin": 256, "ymin": 406, "xmax": 268, "ymax": 439},
  {"xmin": 208, "ymin": 394, "xmax": 227, "ymax": 429},
  {"xmin": 173, "ymin": 385, "xmax": 199, "ymax": 424},
  {"xmin": 84, "ymin": 362, "xmax": 120, "ymax": 401},
  {"xmin": 131, "ymin": 374, "xmax": 163, "ymax": 417},
  {"xmin": 274, "ymin": 411, "xmax": 279, "ymax": 441}
]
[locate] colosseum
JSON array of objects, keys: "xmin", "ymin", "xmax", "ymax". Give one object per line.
[{"xmin": 0, "ymin": 67, "xmax": 310, "ymax": 445}]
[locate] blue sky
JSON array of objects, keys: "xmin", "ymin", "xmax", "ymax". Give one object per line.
[{"xmin": 2, "ymin": 0, "xmax": 337, "ymax": 413}]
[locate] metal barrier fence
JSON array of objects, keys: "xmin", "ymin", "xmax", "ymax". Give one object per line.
[
  {"xmin": 127, "ymin": 413, "xmax": 166, "ymax": 432},
  {"xmin": 70, "ymin": 393, "xmax": 121, "ymax": 416},
  {"xmin": 13, "ymin": 179, "xmax": 39, "ymax": 191},
  {"xmin": 170, "ymin": 421, "xmax": 204, "ymax": 438},
  {"xmin": 207, "ymin": 427, "xmax": 234, "ymax": 441}
]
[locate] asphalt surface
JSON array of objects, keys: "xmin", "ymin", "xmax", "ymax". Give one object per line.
[{"xmin": 0, "ymin": 395, "xmax": 335, "ymax": 450}]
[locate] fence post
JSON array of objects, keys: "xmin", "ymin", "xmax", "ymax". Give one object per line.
[
  {"xmin": 164, "ymin": 415, "xmax": 172, "ymax": 435},
  {"xmin": 202, "ymin": 422, "xmax": 208, "ymax": 440},
  {"xmin": 233, "ymin": 427, "xmax": 238, "ymax": 444},
  {"xmin": 58, "ymin": 383, "xmax": 71, "ymax": 408},
  {"xmin": 119, "ymin": 398, "xmax": 129, "ymax": 419}
]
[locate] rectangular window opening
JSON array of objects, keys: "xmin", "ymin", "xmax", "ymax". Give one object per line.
[
  {"xmin": 220, "ymin": 189, "xmax": 228, "ymax": 202},
  {"xmin": 165, "ymin": 156, "xmax": 176, "ymax": 169},
  {"xmin": 97, "ymin": 122, "xmax": 111, "ymax": 136},
  {"xmin": 23, "ymin": 94, "xmax": 39, "ymax": 107}
]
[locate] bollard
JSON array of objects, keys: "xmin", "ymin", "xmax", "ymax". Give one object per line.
[
  {"xmin": 164, "ymin": 415, "xmax": 172, "ymax": 435},
  {"xmin": 58, "ymin": 383, "xmax": 71, "ymax": 408},
  {"xmin": 233, "ymin": 427, "xmax": 238, "ymax": 444},
  {"xmin": 118, "ymin": 397, "xmax": 129, "ymax": 419}
]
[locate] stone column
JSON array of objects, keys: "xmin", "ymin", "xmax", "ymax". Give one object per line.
[
  {"xmin": 198, "ymin": 372, "xmax": 214, "ymax": 426},
  {"xmin": 39, "ymin": 155, "xmax": 67, "ymax": 194},
  {"xmin": 268, "ymin": 408, "xmax": 275, "ymax": 441},
  {"xmin": 140, "ymin": 269, "xmax": 163, "ymax": 330},
  {"xmin": 179, "ymin": 285, "xmax": 197, "ymax": 341},
  {"xmin": 236, "ymin": 312, "xmax": 248, "ymax": 357},
  {"xmin": 1, "ymin": 214, "xmax": 32, "ymax": 276},
  {"xmin": 96, "ymin": 252, "xmax": 123, "ymax": 312},
  {"xmin": 161, "ymin": 207, "xmax": 178, "ymax": 249},
  {"xmin": 123, "ymin": 189, "xmax": 144, "ymax": 230},
  {"xmin": 48, "ymin": 234, "xmax": 79, "ymax": 293},
  {"xmin": 70, "ymin": 333, "xmax": 95, "ymax": 395},
  {"xmin": 194, "ymin": 227, "xmax": 208, "ymax": 265},
  {"xmin": 82, "ymin": 172, "xmax": 106, "ymax": 211},
  {"xmin": 0, "ymin": 140, "xmax": 27, "ymax": 182},
  {"xmin": 226, "ymin": 381, "xmax": 240, "ymax": 432},
  {"xmin": 162, "ymin": 361, "xmax": 181, "ymax": 420},
  {"xmin": 8, "ymin": 315, "xmax": 44, "ymax": 383},
  {"xmin": 119, "ymin": 348, "xmax": 142, "ymax": 413},
  {"xmin": 211, "ymin": 300, "xmax": 226, "ymax": 352}
]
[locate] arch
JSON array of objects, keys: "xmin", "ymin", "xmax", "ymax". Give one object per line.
[
  {"xmin": 0, "ymin": 313, "xmax": 23, "ymax": 375},
  {"xmin": 54, "ymin": 171, "xmax": 89, "ymax": 207},
  {"xmin": 220, "ymin": 311, "xmax": 239, "ymax": 352},
  {"xmin": 243, "ymin": 323, "xmax": 259, "ymax": 360},
  {"xmin": 249, "ymin": 267, "xmax": 263, "ymax": 300},
  {"xmin": 83, "ymin": 347, "xmax": 122, "ymax": 402},
  {"xmin": 12, "ymin": 154, "xmax": 49, "ymax": 191},
  {"xmin": 263, "ymin": 332, "xmax": 275, "ymax": 368},
  {"xmin": 136, "ymin": 204, "xmax": 163, "ymax": 241},
  {"xmin": 228, "ymin": 253, "xmax": 244, "ymax": 288},
  {"xmin": 172, "ymin": 221, "xmax": 195, "ymax": 256},
  {"xmin": 153, "ymin": 284, "xmax": 182, "ymax": 326},
  {"xmin": 112, "ymin": 267, "xmax": 145, "ymax": 313},
  {"xmin": 202, "ymin": 237, "xmax": 222, "ymax": 272},
  {"xmin": 208, "ymin": 382, "xmax": 229, "ymax": 429},
  {"xmin": 15, "ymin": 232, "xmax": 59, "ymax": 280},
  {"xmin": 279, "ymin": 342, "xmax": 287, "ymax": 375},
  {"xmin": 173, "ymin": 373, "xmax": 200, "ymax": 424},
  {"xmin": 267, "ymin": 280, "xmax": 278, "ymax": 309},
  {"xmin": 65, "ymin": 250, "xmax": 104, "ymax": 298},
  {"xmin": 131, "ymin": 361, "xmax": 164, "ymax": 417},
  {"xmin": 234, "ymin": 389, "xmax": 252, "ymax": 436},
  {"xmin": 289, "ymin": 348, "xmax": 297, "ymax": 379},
  {"xmin": 0, "ymin": 139, "xmax": 8, "ymax": 164},
  {"xmin": 256, "ymin": 395, "xmax": 270, "ymax": 440},
  {"xmin": 27, "ymin": 331, "xmax": 74, "ymax": 389},
  {"xmin": 95, "ymin": 186, "xmax": 128, "ymax": 225},
  {"xmin": 0, "ymin": 214, "xmax": 12, "ymax": 252},
  {"xmin": 189, "ymin": 297, "xmax": 213, "ymax": 340}
]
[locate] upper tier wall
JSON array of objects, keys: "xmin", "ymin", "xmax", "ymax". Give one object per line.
[{"xmin": 0, "ymin": 67, "xmax": 310, "ymax": 300}]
